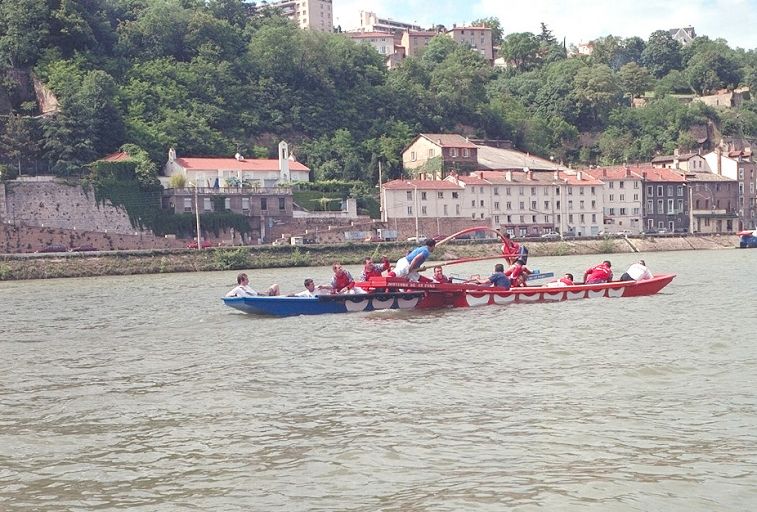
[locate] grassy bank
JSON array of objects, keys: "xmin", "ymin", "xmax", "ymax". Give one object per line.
[{"xmin": 0, "ymin": 235, "xmax": 739, "ymax": 281}]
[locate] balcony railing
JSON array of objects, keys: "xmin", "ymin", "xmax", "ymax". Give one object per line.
[{"xmin": 165, "ymin": 186, "xmax": 292, "ymax": 196}]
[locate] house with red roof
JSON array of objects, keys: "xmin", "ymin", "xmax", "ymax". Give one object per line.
[
  {"xmin": 402, "ymin": 134, "xmax": 479, "ymax": 179},
  {"xmin": 584, "ymin": 166, "xmax": 645, "ymax": 235},
  {"xmin": 635, "ymin": 166, "xmax": 689, "ymax": 233}
]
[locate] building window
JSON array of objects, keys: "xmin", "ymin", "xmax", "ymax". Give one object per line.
[
  {"xmin": 739, "ymin": 167, "xmax": 744, "ymax": 179},
  {"xmin": 506, "ymin": 201, "xmax": 512, "ymax": 210},
  {"xmin": 506, "ymin": 188, "xmax": 511, "ymax": 196},
  {"xmin": 657, "ymin": 199, "xmax": 663, "ymax": 213},
  {"xmin": 579, "ymin": 187, "xmax": 585, "ymax": 195},
  {"xmin": 463, "ymin": 148, "xmax": 470, "ymax": 157},
  {"xmin": 450, "ymin": 148, "xmax": 457, "ymax": 157},
  {"xmin": 646, "ymin": 200, "xmax": 653, "ymax": 213},
  {"xmin": 421, "ymin": 206, "xmax": 427, "ymax": 215},
  {"xmin": 407, "ymin": 191, "xmax": 413, "ymax": 200},
  {"xmin": 495, "ymin": 215, "xmax": 499, "ymax": 223},
  {"xmin": 620, "ymin": 208, "xmax": 627, "ymax": 215},
  {"xmin": 429, "ymin": 149, "xmax": 435, "ymax": 157},
  {"xmin": 580, "ymin": 200, "xmax": 585, "ymax": 209},
  {"xmin": 609, "ymin": 208, "xmax": 615, "ymax": 216},
  {"xmin": 494, "ymin": 187, "xmax": 499, "ymax": 195},
  {"xmin": 531, "ymin": 201, "xmax": 537, "ymax": 209},
  {"xmin": 421, "ymin": 191, "xmax": 427, "ymax": 200},
  {"xmin": 452, "ymin": 192, "xmax": 459, "ymax": 199},
  {"xmin": 203, "ymin": 198, "xmax": 212, "ymax": 211},
  {"xmin": 261, "ymin": 198, "xmax": 268, "ymax": 210},
  {"xmin": 657, "ymin": 186, "xmax": 664, "ymax": 196},
  {"xmin": 619, "ymin": 194, "xmax": 624, "ymax": 201},
  {"xmin": 519, "ymin": 201, "xmax": 525, "ymax": 209},
  {"xmin": 279, "ymin": 198, "xmax": 285, "ymax": 210},
  {"xmin": 677, "ymin": 199, "xmax": 683, "ymax": 212},
  {"xmin": 224, "ymin": 198, "xmax": 231, "ymax": 210},
  {"xmin": 668, "ymin": 185, "xmax": 674, "ymax": 196},
  {"xmin": 494, "ymin": 202, "xmax": 500, "ymax": 210},
  {"xmin": 183, "ymin": 198, "xmax": 192, "ymax": 212},
  {"xmin": 592, "ymin": 214, "xmax": 597, "ymax": 223},
  {"xmin": 444, "ymin": 204, "xmax": 448, "ymax": 216},
  {"xmin": 677, "ymin": 186, "xmax": 683, "ymax": 196},
  {"xmin": 411, "ymin": 151, "xmax": 416, "ymax": 162},
  {"xmin": 544, "ymin": 201, "xmax": 549, "ymax": 210},
  {"xmin": 519, "ymin": 215, "xmax": 525, "ymax": 223},
  {"xmin": 480, "ymin": 213, "xmax": 485, "ymax": 219},
  {"xmin": 471, "ymin": 200, "xmax": 476, "ymax": 207},
  {"xmin": 569, "ymin": 214, "xmax": 574, "ymax": 223},
  {"xmin": 634, "ymin": 193, "xmax": 639, "ymax": 201},
  {"xmin": 591, "ymin": 187, "xmax": 596, "ymax": 195},
  {"xmin": 456, "ymin": 204, "xmax": 461, "ymax": 215},
  {"xmin": 609, "ymin": 182, "xmax": 614, "ymax": 189},
  {"xmin": 568, "ymin": 200, "xmax": 573, "ymax": 209},
  {"xmin": 568, "ymin": 187, "xmax": 573, "ymax": 195},
  {"xmin": 610, "ymin": 194, "xmax": 614, "ymax": 201},
  {"xmin": 242, "ymin": 197, "xmax": 250, "ymax": 212},
  {"xmin": 438, "ymin": 192, "xmax": 444, "ymax": 199},
  {"xmin": 619, "ymin": 181, "xmax": 625, "ymax": 189},
  {"xmin": 591, "ymin": 200, "xmax": 596, "ymax": 208},
  {"xmin": 519, "ymin": 187, "xmax": 524, "ymax": 195},
  {"xmin": 480, "ymin": 187, "xmax": 484, "ymax": 193},
  {"xmin": 580, "ymin": 214, "xmax": 585, "ymax": 223},
  {"xmin": 667, "ymin": 199, "xmax": 674, "ymax": 213},
  {"xmin": 531, "ymin": 215, "xmax": 537, "ymax": 223},
  {"xmin": 507, "ymin": 215, "xmax": 512, "ymax": 223},
  {"xmin": 647, "ymin": 185, "xmax": 654, "ymax": 196},
  {"xmin": 480, "ymin": 200, "xmax": 484, "ymax": 207},
  {"xmin": 408, "ymin": 206, "xmax": 413, "ymax": 215},
  {"xmin": 531, "ymin": 187, "xmax": 536, "ymax": 195},
  {"xmin": 634, "ymin": 181, "xmax": 639, "ymax": 189}
]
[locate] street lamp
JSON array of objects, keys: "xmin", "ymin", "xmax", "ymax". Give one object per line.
[{"xmin": 409, "ymin": 181, "xmax": 420, "ymax": 241}]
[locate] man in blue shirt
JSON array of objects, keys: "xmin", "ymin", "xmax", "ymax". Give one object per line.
[
  {"xmin": 474, "ymin": 263, "xmax": 511, "ymax": 289},
  {"xmin": 394, "ymin": 239, "xmax": 436, "ymax": 281}
]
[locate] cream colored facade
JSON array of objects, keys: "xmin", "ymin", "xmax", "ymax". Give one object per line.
[
  {"xmin": 343, "ymin": 32, "xmax": 397, "ymax": 56},
  {"xmin": 382, "ymin": 171, "xmax": 605, "ymax": 236},
  {"xmin": 585, "ymin": 168, "xmax": 644, "ymax": 234},
  {"xmin": 263, "ymin": 0, "xmax": 333, "ymax": 32},
  {"xmin": 446, "ymin": 26, "xmax": 493, "ymax": 61},
  {"xmin": 400, "ymin": 30, "xmax": 437, "ymax": 58}
]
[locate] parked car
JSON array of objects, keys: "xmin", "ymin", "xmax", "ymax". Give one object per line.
[
  {"xmin": 71, "ymin": 243, "xmax": 97, "ymax": 252},
  {"xmin": 185, "ymin": 240, "xmax": 214, "ymax": 249},
  {"xmin": 540, "ymin": 232, "xmax": 560, "ymax": 239},
  {"xmin": 406, "ymin": 235, "xmax": 427, "ymax": 243},
  {"xmin": 36, "ymin": 244, "xmax": 68, "ymax": 253}
]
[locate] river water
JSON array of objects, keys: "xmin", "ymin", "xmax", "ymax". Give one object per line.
[{"xmin": 1, "ymin": 249, "xmax": 756, "ymax": 511}]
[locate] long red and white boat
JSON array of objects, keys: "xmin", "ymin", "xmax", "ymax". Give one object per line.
[
  {"xmin": 222, "ymin": 274, "xmax": 676, "ymax": 317},
  {"xmin": 223, "ymin": 225, "xmax": 675, "ymax": 317}
]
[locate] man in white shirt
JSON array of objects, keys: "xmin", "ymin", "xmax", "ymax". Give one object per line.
[
  {"xmin": 292, "ymin": 278, "xmax": 317, "ymax": 297},
  {"xmin": 619, "ymin": 260, "xmax": 653, "ymax": 281},
  {"xmin": 226, "ymin": 272, "xmax": 280, "ymax": 297}
]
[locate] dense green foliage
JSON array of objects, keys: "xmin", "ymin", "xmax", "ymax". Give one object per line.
[{"xmin": 1, "ymin": 0, "xmax": 756, "ymax": 189}]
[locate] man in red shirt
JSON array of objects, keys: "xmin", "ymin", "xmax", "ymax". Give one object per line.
[
  {"xmin": 504, "ymin": 259, "xmax": 531, "ymax": 287},
  {"xmin": 583, "ymin": 261, "xmax": 613, "ymax": 284}
]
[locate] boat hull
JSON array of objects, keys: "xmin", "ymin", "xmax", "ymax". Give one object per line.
[{"xmin": 223, "ymin": 274, "xmax": 676, "ymax": 317}]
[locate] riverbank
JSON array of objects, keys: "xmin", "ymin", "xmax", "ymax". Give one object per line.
[{"xmin": 0, "ymin": 234, "xmax": 740, "ymax": 281}]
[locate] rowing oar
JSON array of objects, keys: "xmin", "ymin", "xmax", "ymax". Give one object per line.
[
  {"xmin": 448, "ymin": 271, "xmax": 555, "ymax": 282},
  {"xmin": 418, "ymin": 254, "xmax": 508, "ymax": 272},
  {"xmin": 436, "ymin": 226, "xmax": 507, "ymax": 247}
]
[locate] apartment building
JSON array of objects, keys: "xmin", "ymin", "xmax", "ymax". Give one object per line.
[
  {"xmin": 343, "ymin": 31, "xmax": 398, "ymax": 56},
  {"xmin": 381, "ymin": 170, "xmax": 604, "ymax": 237},
  {"xmin": 446, "ymin": 25, "xmax": 493, "ymax": 61},
  {"xmin": 651, "ymin": 150, "xmax": 709, "ymax": 172},
  {"xmin": 639, "ymin": 167, "xmax": 688, "ymax": 233},
  {"xmin": 358, "ymin": 11, "xmax": 421, "ymax": 34},
  {"xmin": 703, "ymin": 146, "xmax": 757, "ymax": 229},
  {"xmin": 400, "ymin": 30, "xmax": 438, "ymax": 58},
  {"xmin": 682, "ymin": 171, "xmax": 739, "ymax": 233},
  {"xmin": 585, "ymin": 166, "xmax": 645, "ymax": 234},
  {"xmin": 252, "ymin": 0, "xmax": 333, "ymax": 32}
]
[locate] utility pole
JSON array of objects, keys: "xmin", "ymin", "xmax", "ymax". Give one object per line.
[
  {"xmin": 194, "ymin": 183, "xmax": 202, "ymax": 250},
  {"xmin": 378, "ymin": 160, "xmax": 386, "ymax": 222},
  {"xmin": 412, "ymin": 182, "xmax": 419, "ymax": 241}
]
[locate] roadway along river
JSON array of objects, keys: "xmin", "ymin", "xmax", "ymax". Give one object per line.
[{"xmin": 1, "ymin": 249, "xmax": 756, "ymax": 511}]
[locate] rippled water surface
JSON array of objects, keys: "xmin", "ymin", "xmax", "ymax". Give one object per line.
[{"xmin": 1, "ymin": 249, "xmax": 757, "ymax": 511}]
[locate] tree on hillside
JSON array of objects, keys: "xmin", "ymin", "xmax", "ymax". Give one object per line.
[
  {"xmin": 618, "ymin": 62, "xmax": 652, "ymax": 98},
  {"xmin": 0, "ymin": 114, "xmax": 38, "ymax": 173},
  {"xmin": 0, "ymin": 0, "xmax": 50, "ymax": 67},
  {"xmin": 641, "ymin": 30, "xmax": 682, "ymax": 78},
  {"xmin": 573, "ymin": 64, "xmax": 622, "ymax": 129},
  {"xmin": 499, "ymin": 32, "xmax": 541, "ymax": 71}
]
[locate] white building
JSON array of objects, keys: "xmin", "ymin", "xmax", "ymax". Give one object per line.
[
  {"xmin": 585, "ymin": 166, "xmax": 645, "ymax": 234},
  {"xmin": 254, "ymin": 0, "xmax": 333, "ymax": 32}
]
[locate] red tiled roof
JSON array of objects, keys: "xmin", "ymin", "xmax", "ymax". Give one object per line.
[
  {"xmin": 101, "ymin": 152, "xmax": 131, "ymax": 162},
  {"xmin": 584, "ymin": 166, "xmax": 644, "ymax": 180},
  {"xmin": 651, "ymin": 153, "xmax": 699, "ymax": 163},
  {"xmin": 560, "ymin": 170, "xmax": 604, "ymax": 185},
  {"xmin": 633, "ymin": 166, "xmax": 686, "ymax": 182},
  {"xmin": 418, "ymin": 133, "xmax": 478, "ymax": 149},
  {"xmin": 383, "ymin": 179, "xmax": 462, "ymax": 190},
  {"xmin": 176, "ymin": 157, "xmax": 309, "ymax": 172},
  {"xmin": 345, "ymin": 31, "xmax": 394, "ymax": 38},
  {"xmin": 452, "ymin": 175, "xmax": 489, "ymax": 185}
]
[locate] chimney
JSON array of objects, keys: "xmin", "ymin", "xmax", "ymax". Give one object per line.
[
  {"xmin": 527, "ymin": 170, "xmax": 533, "ymax": 180},
  {"xmin": 278, "ymin": 141, "xmax": 290, "ymax": 182},
  {"xmin": 576, "ymin": 171, "xmax": 582, "ymax": 181},
  {"xmin": 626, "ymin": 168, "xmax": 632, "ymax": 177},
  {"xmin": 602, "ymin": 168, "xmax": 607, "ymax": 177},
  {"xmin": 506, "ymin": 170, "xmax": 512, "ymax": 181},
  {"xmin": 642, "ymin": 171, "xmax": 648, "ymax": 180},
  {"xmin": 478, "ymin": 171, "xmax": 484, "ymax": 179},
  {"xmin": 553, "ymin": 171, "xmax": 558, "ymax": 180}
]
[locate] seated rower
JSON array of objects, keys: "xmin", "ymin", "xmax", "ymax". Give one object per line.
[
  {"xmin": 501, "ymin": 233, "xmax": 529, "ymax": 265},
  {"xmin": 583, "ymin": 260, "xmax": 613, "ymax": 284},
  {"xmin": 471, "ymin": 263, "xmax": 511, "ymax": 290},
  {"xmin": 226, "ymin": 272, "xmax": 280, "ymax": 297},
  {"xmin": 319, "ymin": 263, "xmax": 363, "ymax": 294},
  {"xmin": 359, "ymin": 256, "xmax": 391, "ymax": 281},
  {"xmin": 619, "ymin": 260, "xmax": 653, "ymax": 281},
  {"xmin": 546, "ymin": 273, "xmax": 574, "ymax": 287},
  {"xmin": 289, "ymin": 278, "xmax": 318, "ymax": 297},
  {"xmin": 504, "ymin": 258, "xmax": 531, "ymax": 287},
  {"xmin": 432, "ymin": 265, "xmax": 452, "ymax": 283}
]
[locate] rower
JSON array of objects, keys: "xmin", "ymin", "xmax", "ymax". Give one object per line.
[
  {"xmin": 504, "ymin": 258, "xmax": 531, "ymax": 287},
  {"xmin": 394, "ymin": 239, "xmax": 436, "ymax": 281}
]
